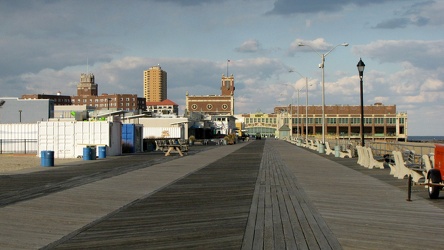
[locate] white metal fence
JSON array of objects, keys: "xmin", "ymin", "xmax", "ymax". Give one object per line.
[{"xmin": 0, "ymin": 139, "xmax": 38, "ymax": 154}]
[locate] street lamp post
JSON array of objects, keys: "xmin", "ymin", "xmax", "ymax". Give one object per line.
[
  {"xmin": 357, "ymin": 58, "xmax": 365, "ymax": 146},
  {"xmin": 289, "ymin": 70, "xmax": 310, "ymax": 141},
  {"xmin": 107, "ymin": 98, "xmax": 111, "ymax": 110},
  {"xmin": 298, "ymin": 42, "xmax": 348, "ymax": 147},
  {"xmin": 297, "ymin": 88, "xmax": 300, "ymax": 137},
  {"xmin": 296, "ymin": 84, "xmax": 309, "ymax": 138},
  {"xmin": 19, "ymin": 110, "xmax": 22, "ymax": 123}
]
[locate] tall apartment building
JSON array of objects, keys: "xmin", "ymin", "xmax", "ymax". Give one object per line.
[{"xmin": 143, "ymin": 65, "xmax": 167, "ymax": 102}]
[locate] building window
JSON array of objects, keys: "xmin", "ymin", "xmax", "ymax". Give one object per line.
[
  {"xmin": 327, "ymin": 118, "xmax": 336, "ymax": 124},
  {"xmin": 375, "ymin": 118, "xmax": 384, "ymax": 124},
  {"xmin": 339, "ymin": 118, "xmax": 348, "ymax": 124},
  {"xmin": 386, "ymin": 118, "xmax": 396, "ymax": 124}
]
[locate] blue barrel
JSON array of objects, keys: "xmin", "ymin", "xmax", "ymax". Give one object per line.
[
  {"xmin": 41, "ymin": 150, "xmax": 54, "ymax": 167},
  {"xmin": 98, "ymin": 146, "xmax": 106, "ymax": 159},
  {"xmin": 83, "ymin": 147, "xmax": 93, "ymax": 160}
]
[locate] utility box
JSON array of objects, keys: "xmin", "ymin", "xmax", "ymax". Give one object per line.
[
  {"xmin": 427, "ymin": 144, "xmax": 444, "ymax": 199},
  {"xmin": 122, "ymin": 124, "xmax": 143, "ymax": 153},
  {"xmin": 434, "ymin": 144, "xmax": 444, "ymax": 180}
]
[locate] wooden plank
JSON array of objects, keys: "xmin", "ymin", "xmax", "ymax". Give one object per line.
[
  {"xmin": 49, "ymin": 141, "xmax": 265, "ymax": 249},
  {"xmin": 274, "ymin": 164, "xmax": 298, "ymax": 250}
]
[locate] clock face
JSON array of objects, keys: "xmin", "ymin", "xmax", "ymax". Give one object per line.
[
  {"xmin": 191, "ymin": 104, "xmax": 197, "ymax": 110},
  {"xmin": 222, "ymin": 104, "xmax": 228, "ymax": 110}
]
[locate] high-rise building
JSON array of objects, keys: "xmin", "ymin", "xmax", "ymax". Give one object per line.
[{"xmin": 143, "ymin": 65, "xmax": 167, "ymax": 102}]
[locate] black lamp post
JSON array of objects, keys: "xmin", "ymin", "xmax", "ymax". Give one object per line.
[
  {"xmin": 357, "ymin": 58, "xmax": 365, "ymax": 146},
  {"xmin": 19, "ymin": 110, "xmax": 22, "ymax": 123},
  {"xmin": 107, "ymin": 98, "xmax": 111, "ymax": 110}
]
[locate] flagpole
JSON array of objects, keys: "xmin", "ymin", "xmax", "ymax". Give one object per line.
[{"xmin": 226, "ymin": 59, "xmax": 230, "ymax": 76}]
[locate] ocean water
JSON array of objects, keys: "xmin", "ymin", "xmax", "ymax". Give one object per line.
[{"xmin": 408, "ymin": 136, "xmax": 444, "ymax": 142}]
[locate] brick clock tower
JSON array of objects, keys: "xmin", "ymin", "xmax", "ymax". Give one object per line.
[
  {"xmin": 77, "ymin": 73, "xmax": 98, "ymax": 96},
  {"xmin": 185, "ymin": 74, "xmax": 235, "ymax": 115},
  {"xmin": 220, "ymin": 74, "xmax": 235, "ymax": 96}
]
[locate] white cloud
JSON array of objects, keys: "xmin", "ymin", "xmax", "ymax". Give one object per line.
[
  {"xmin": 373, "ymin": 0, "xmax": 444, "ymax": 29},
  {"xmin": 235, "ymin": 39, "xmax": 261, "ymax": 53},
  {"xmin": 353, "ymin": 40, "xmax": 444, "ymax": 70},
  {"xmin": 288, "ymin": 38, "xmax": 333, "ymax": 56}
]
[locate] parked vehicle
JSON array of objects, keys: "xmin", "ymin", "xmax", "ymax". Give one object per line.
[{"xmin": 427, "ymin": 144, "xmax": 444, "ymax": 199}]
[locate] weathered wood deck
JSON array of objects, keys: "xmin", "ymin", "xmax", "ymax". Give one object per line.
[
  {"xmin": 1, "ymin": 140, "xmax": 444, "ymax": 249},
  {"xmin": 242, "ymin": 142, "xmax": 340, "ymax": 249}
]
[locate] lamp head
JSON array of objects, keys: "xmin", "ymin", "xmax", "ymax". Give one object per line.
[
  {"xmin": 298, "ymin": 43, "xmax": 305, "ymax": 47},
  {"xmin": 342, "ymin": 43, "xmax": 349, "ymax": 47},
  {"xmin": 357, "ymin": 58, "xmax": 365, "ymax": 78}
]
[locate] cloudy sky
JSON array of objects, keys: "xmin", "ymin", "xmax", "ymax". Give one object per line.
[{"xmin": 1, "ymin": 0, "xmax": 443, "ymax": 136}]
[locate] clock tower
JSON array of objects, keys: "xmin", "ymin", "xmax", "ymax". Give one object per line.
[{"xmin": 221, "ymin": 74, "xmax": 235, "ymax": 96}]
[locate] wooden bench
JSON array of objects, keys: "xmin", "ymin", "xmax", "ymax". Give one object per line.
[
  {"xmin": 392, "ymin": 151, "xmax": 424, "ymax": 182},
  {"xmin": 324, "ymin": 142, "xmax": 334, "ymax": 155},
  {"xmin": 365, "ymin": 147, "xmax": 384, "ymax": 169}
]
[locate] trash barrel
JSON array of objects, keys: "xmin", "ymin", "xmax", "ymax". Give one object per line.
[
  {"xmin": 318, "ymin": 143, "xmax": 325, "ymax": 154},
  {"xmin": 83, "ymin": 147, "xmax": 94, "ymax": 160},
  {"xmin": 98, "ymin": 146, "xmax": 106, "ymax": 159},
  {"xmin": 40, "ymin": 150, "xmax": 54, "ymax": 167},
  {"xmin": 335, "ymin": 146, "xmax": 341, "ymax": 157}
]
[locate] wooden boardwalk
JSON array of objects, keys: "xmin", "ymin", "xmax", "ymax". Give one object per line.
[
  {"xmin": 276, "ymin": 141, "xmax": 444, "ymax": 249},
  {"xmin": 242, "ymin": 142, "xmax": 340, "ymax": 249},
  {"xmin": 1, "ymin": 140, "xmax": 444, "ymax": 249}
]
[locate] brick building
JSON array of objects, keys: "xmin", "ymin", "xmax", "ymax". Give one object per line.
[
  {"xmin": 22, "ymin": 73, "xmax": 146, "ymax": 112},
  {"xmin": 185, "ymin": 74, "xmax": 235, "ymax": 116},
  {"xmin": 243, "ymin": 103, "xmax": 407, "ymax": 142}
]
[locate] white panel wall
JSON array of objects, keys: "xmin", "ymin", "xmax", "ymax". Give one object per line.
[
  {"xmin": 38, "ymin": 121, "xmax": 76, "ymax": 158},
  {"xmin": 0, "ymin": 123, "xmax": 38, "ymax": 139},
  {"xmin": 0, "ymin": 123, "xmax": 38, "ymax": 153},
  {"xmin": 38, "ymin": 121, "xmax": 121, "ymax": 158},
  {"xmin": 143, "ymin": 127, "xmax": 181, "ymax": 139}
]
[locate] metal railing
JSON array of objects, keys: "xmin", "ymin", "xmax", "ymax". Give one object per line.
[
  {"xmin": 0, "ymin": 139, "xmax": 38, "ymax": 154},
  {"xmin": 366, "ymin": 141, "xmax": 435, "ymax": 164}
]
